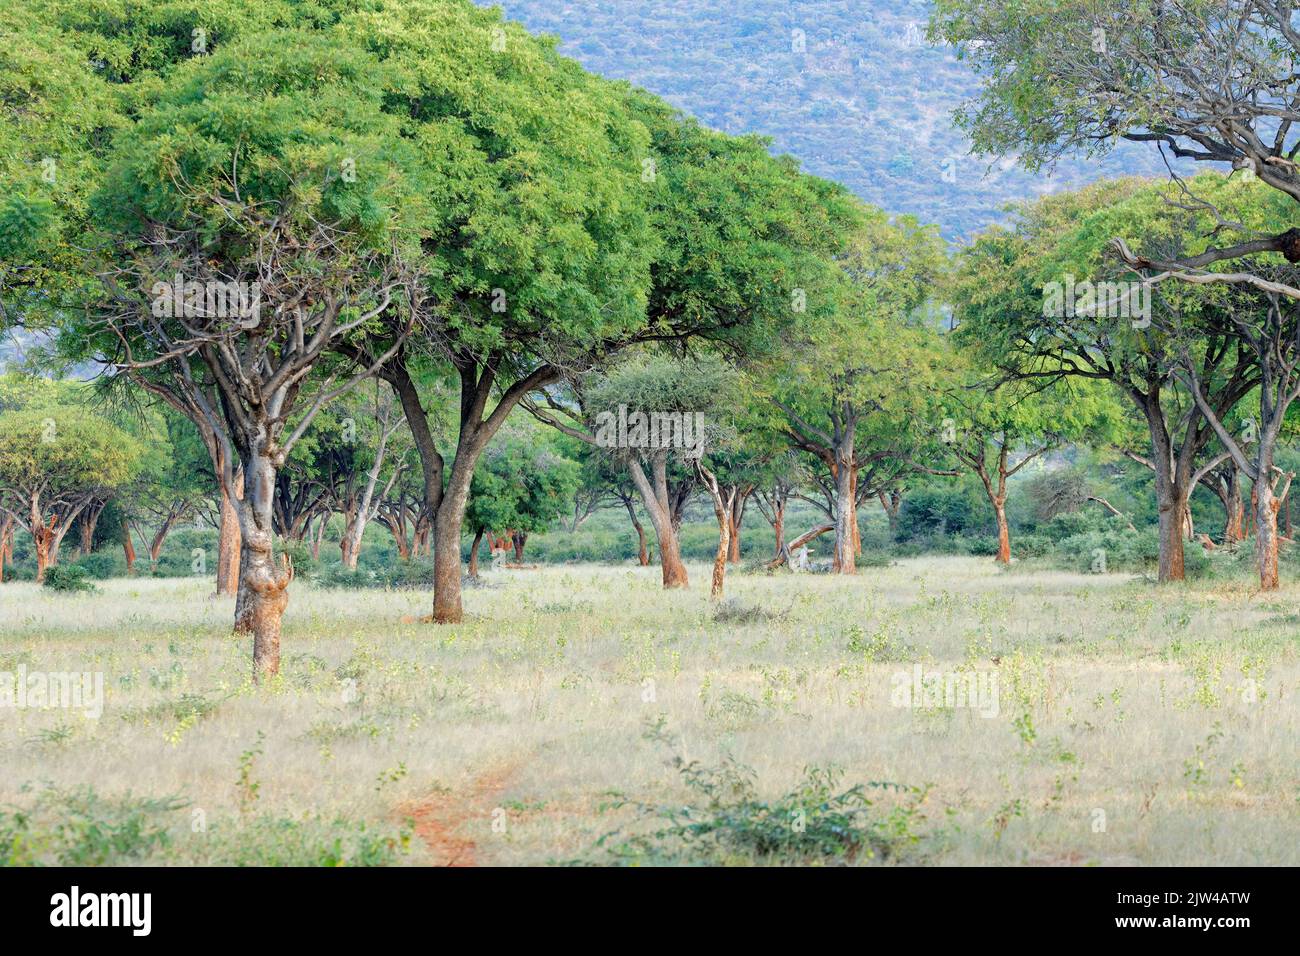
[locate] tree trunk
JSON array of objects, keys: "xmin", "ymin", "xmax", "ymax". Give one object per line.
[
  {"xmin": 149, "ymin": 514, "xmax": 177, "ymax": 568},
  {"xmin": 627, "ymin": 457, "xmax": 688, "ymax": 588},
  {"xmin": 1223, "ymin": 469, "xmax": 1244, "ymax": 544},
  {"xmin": 726, "ymin": 491, "xmax": 747, "ymax": 564},
  {"xmin": 512, "ymin": 531, "xmax": 527, "ymax": 562},
  {"xmin": 431, "ymin": 509, "xmax": 465, "ymax": 623},
  {"xmin": 232, "ymin": 455, "xmax": 292, "ymax": 680},
  {"xmin": 709, "ymin": 501, "xmax": 731, "ymax": 598},
  {"xmin": 78, "ymin": 503, "xmax": 101, "ymax": 557},
  {"xmin": 849, "ymin": 470, "xmax": 861, "ymax": 556},
  {"xmin": 1156, "ymin": 490, "xmax": 1187, "ymax": 582},
  {"xmin": 623, "ymin": 499, "xmax": 650, "ymax": 565},
  {"xmin": 217, "ymin": 467, "xmax": 242, "ymax": 596},
  {"xmin": 469, "ymin": 527, "xmax": 485, "ymax": 579},
  {"xmin": 32, "ymin": 502, "xmax": 55, "ymax": 584},
  {"xmin": 121, "ymin": 517, "xmax": 136, "ymax": 575},
  {"xmin": 994, "ymin": 497, "xmax": 1011, "ymax": 564},
  {"xmin": 311, "ymin": 512, "xmax": 325, "ymax": 561},
  {"xmin": 0, "ymin": 515, "xmax": 12, "ymax": 583},
  {"xmin": 1256, "ymin": 480, "xmax": 1281, "ymax": 590},
  {"xmin": 430, "ymin": 464, "xmax": 475, "ymax": 624},
  {"xmin": 833, "ymin": 447, "xmax": 856, "ymax": 574},
  {"xmin": 772, "ymin": 499, "xmax": 785, "ymax": 557}
]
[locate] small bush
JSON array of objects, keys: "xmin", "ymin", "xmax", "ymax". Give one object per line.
[
  {"xmin": 41, "ymin": 564, "xmax": 95, "ymax": 593},
  {"xmin": 712, "ymin": 600, "xmax": 787, "ymax": 624},
  {"xmin": 590, "ymin": 723, "xmax": 929, "ymax": 866},
  {"xmin": 0, "ymin": 785, "xmax": 185, "ymax": 865}
]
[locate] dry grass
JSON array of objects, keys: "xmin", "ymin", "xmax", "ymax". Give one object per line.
[{"xmin": 0, "ymin": 556, "xmax": 1296, "ymax": 865}]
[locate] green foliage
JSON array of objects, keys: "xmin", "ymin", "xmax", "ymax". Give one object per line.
[
  {"xmin": 595, "ymin": 747, "xmax": 929, "ymax": 865},
  {"xmin": 41, "ymin": 564, "xmax": 95, "ymax": 593},
  {"xmin": 0, "ymin": 786, "xmax": 185, "ymax": 866}
]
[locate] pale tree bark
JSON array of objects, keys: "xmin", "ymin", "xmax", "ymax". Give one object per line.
[
  {"xmin": 0, "ymin": 514, "xmax": 12, "ymax": 582},
  {"xmin": 697, "ymin": 462, "xmax": 736, "ymax": 598},
  {"xmin": 621, "ymin": 497, "xmax": 651, "ymax": 566},
  {"xmin": 216, "ymin": 465, "xmax": 242, "ymax": 597},
  {"xmin": 627, "ymin": 455, "xmax": 690, "ymax": 588}
]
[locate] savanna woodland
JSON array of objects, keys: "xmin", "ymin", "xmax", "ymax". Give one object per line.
[{"xmin": 0, "ymin": 0, "xmax": 1296, "ymax": 883}]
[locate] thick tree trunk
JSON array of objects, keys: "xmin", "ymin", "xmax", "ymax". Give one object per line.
[
  {"xmin": 1156, "ymin": 490, "xmax": 1187, "ymax": 582},
  {"xmin": 217, "ymin": 467, "xmax": 242, "ymax": 596},
  {"xmin": 1256, "ymin": 481, "xmax": 1281, "ymax": 590},
  {"xmin": 994, "ymin": 497, "xmax": 1011, "ymax": 564},
  {"xmin": 121, "ymin": 518, "xmax": 136, "ymax": 575},
  {"xmin": 431, "ymin": 506, "xmax": 466, "ymax": 623},
  {"xmin": 430, "ymin": 465, "xmax": 475, "ymax": 623},
  {"xmin": 232, "ymin": 455, "xmax": 292, "ymax": 680},
  {"xmin": 1224, "ymin": 470, "xmax": 1244, "ymax": 544},
  {"xmin": 512, "ymin": 531, "xmax": 527, "ymax": 562},
  {"xmin": 628, "ymin": 458, "xmax": 688, "ymax": 588}
]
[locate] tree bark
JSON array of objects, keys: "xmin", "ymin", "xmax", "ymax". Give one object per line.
[
  {"xmin": 0, "ymin": 515, "xmax": 12, "ymax": 583},
  {"xmin": 1256, "ymin": 479, "xmax": 1281, "ymax": 590},
  {"xmin": 217, "ymin": 466, "xmax": 242, "ymax": 596},
  {"xmin": 698, "ymin": 464, "xmax": 735, "ymax": 599},
  {"xmin": 232, "ymin": 454, "xmax": 292, "ymax": 680},
  {"xmin": 469, "ymin": 527, "xmax": 484, "ymax": 579},
  {"xmin": 993, "ymin": 497, "xmax": 1011, "ymax": 563},
  {"xmin": 772, "ymin": 499, "xmax": 785, "ymax": 557},
  {"xmin": 833, "ymin": 433, "xmax": 856, "ymax": 574},
  {"xmin": 627, "ymin": 456, "xmax": 688, "ymax": 588},
  {"xmin": 121, "ymin": 517, "xmax": 136, "ymax": 575},
  {"xmin": 623, "ymin": 498, "xmax": 650, "ymax": 566}
]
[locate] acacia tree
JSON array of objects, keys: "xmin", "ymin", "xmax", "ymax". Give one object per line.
[
  {"xmin": 951, "ymin": 178, "xmax": 1261, "ymax": 581},
  {"xmin": 72, "ymin": 31, "xmax": 425, "ymax": 677},
  {"xmin": 0, "ymin": 407, "xmax": 139, "ymax": 581},
  {"xmin": 941, "ymin": 372, "xmax": 1120, "ymax": 563},
  {"xmin": 531, "ymin": 354, "xmax": 737, "ymax": 589},
  {"xmin": 464, "ymin": 423, "xmax": 579, "ymax": 576},
  {"xmin": 770, "ymin": 207, "xmax": 948, "ymax": 573},
  {"xmin": 931, "ymin": 0, "xmax": 1300, "ymax": 295}
]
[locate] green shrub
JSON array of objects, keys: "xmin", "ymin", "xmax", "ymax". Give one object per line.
[
  {"xmin": 590, "ymin": 723, "xmax": 930, "ymax": 866},
  {"xmin": 41, "ymin": 564, "xmax": 95, "ymax": 593},
  {"xmin": 0, "ymin": 786, "xmax": 185, "ymax": 865},
  {"xmin": 200, "ymin": 815, "xmax": 411, "ymax": 866}
]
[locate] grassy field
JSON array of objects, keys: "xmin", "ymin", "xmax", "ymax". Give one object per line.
[{"xmin": 1, "ymin": 556, "xmax": 1296, "ymax": 866}]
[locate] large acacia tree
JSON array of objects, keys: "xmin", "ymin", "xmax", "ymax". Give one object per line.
[
  {"xmin": 768, "ymin": 206, "xmax": 948, "ymax": 574},
  {"xmin": 70, "ymin": 30, "xmax": 426, "ymax": 677}
]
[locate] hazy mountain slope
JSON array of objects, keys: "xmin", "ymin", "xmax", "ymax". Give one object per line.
[{"xmin": 484, "ymin": 0, "xmax": 1183, "ymax": 239}]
